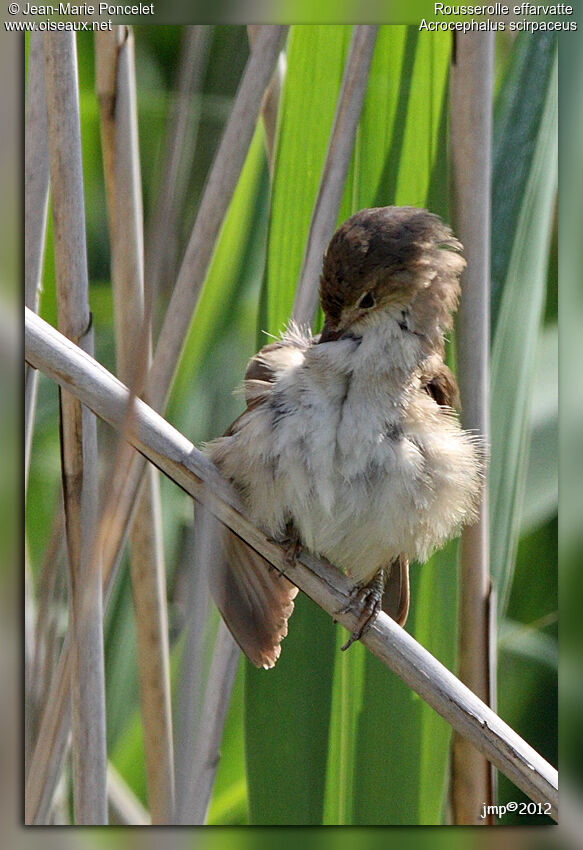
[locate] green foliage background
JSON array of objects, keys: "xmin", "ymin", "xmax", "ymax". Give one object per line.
[{"xmin": 25, "ymin": 26, "xmax": 557, "ymax": 825}]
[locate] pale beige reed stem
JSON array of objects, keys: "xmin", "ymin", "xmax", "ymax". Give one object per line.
[
  {"xmin": 24, "ymin": 31, "xmax": 51, "ymax": 777},
  {"xmin": 24, "ymin": 31, "xmax": 50, "ymax": 495},
  {"xmin": 450, "ymin": 32, "xmax": 496, "ymax": 825},
  {"xmin": 95, "ymin": 25, "xmax": 175, "ymax": 824},
  {"xmin": 42, "ymin": 32, "xmax": 107, "ymax": 824}
]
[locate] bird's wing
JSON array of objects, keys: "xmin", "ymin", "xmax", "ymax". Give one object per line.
[
  {"xmin": 224, "ymin": 333, "xmax": 309, "ymax": 435},
  {"xmin": 205, "ymin": 331, "xmax": 308, "ymax": 667},
  {"xmin": 206, "ymin": 519, "xmax": 298, "ymax": 669}
]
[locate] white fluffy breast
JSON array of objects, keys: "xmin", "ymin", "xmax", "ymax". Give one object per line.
[{"xmin": 207, "ymin": 322, "xmax": 483, "ymax": 584}]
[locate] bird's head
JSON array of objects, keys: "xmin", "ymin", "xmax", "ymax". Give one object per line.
[{"xmin": 318, "ymin": 206, "xmax": 465, "ymax": 350}]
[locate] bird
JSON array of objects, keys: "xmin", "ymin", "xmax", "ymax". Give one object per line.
[{"xmin": 204, "ymin": 205, "xmax": 484, "ymax": 669}]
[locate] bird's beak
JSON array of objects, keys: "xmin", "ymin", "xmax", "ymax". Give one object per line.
[{"xmin": 318, "ymin": 319, "xmax": 342, "ymax": 343}]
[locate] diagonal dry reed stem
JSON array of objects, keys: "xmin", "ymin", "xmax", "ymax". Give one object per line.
[
  {"xmin": 292, "ymin": 25, "xmax": 378, "ymax": 327},
  {"xmin": 176, "ymin": 620, "xmax": 240, "ymax": 824},
  {"xmin": 25, "ymin": 307, "xmax": 559, "ymax": 822},
  {"xmin": 450, "ymin": 32, "xmax": 496, "ymax": 825},
  {"xmin": 174, "ymin": 504, "xmax": 240, "ymax": 824},
  {"xmin": 147, "ymin": 24, "xmax": 288, "ymax": 413},
  {"xmin": 25, "ymin": 636, "xmax": 73, "ymax": 824},
  {"xmin": 43, "ymin": 32, "xmax": 107, "ymax": 825},
  {"xmin": 174, "ymin": 506, "xmax": 213, "ymax": 821},
  {"xmin": 247, "ymin": 24, "xmax": 285, "ymax": 174},
  {"xmin": 95, "ymin": 25, "xmax": 175, "ymax": 824},
  {"xmin": 25, "ymin": 492, "xmax": 66, "ymax": 778},
  {"xmin": 145, "ymin": 25, "xmax": 213, "ymax": 302},
  {"xmin": 107, "ymin": 763, "xmax": 150, "ymax": 825}
]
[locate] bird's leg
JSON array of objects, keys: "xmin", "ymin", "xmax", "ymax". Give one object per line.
[
  {"xmin": 267, "ymin": 520, "xmax": 302, "ymax": 571},
  {"xmin": 339, "ymin": 567, "xmax": 387, "ymax": 651}
]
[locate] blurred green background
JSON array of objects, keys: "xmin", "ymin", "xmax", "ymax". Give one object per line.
[{"xmin": 21, "ymin": 22, "xmax": 563, "ymax": 830}]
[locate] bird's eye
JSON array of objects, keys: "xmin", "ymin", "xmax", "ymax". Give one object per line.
[{"xmin": 358, "ymin": 291, "xmax": 375, "ymax": 310}]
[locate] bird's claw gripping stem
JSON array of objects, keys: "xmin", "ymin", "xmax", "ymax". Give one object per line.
[{"xmin": 338, "ymin": 568, "xmax": 386, "ymax": 650}]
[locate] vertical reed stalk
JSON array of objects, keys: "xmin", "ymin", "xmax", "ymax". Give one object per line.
[
  {"xmin": 450, "ymin": 32, "xmax": 495, "ymax": 824},
  {"xmin": 24, "ymin": 31, "xmax": 50, "ymax": 495},
  {"xmin": 95, "ymin": 26, "xmax": 175, "ymax": 824},
  {"xmin": 43, "ymin": 32, "xmax": 108, "ymax": 825}
]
